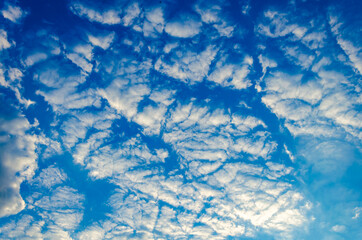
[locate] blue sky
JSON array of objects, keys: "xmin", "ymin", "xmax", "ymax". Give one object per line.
[{"xmin": 0, "ymin": 0, "xmax": 361, "ymax": 239}]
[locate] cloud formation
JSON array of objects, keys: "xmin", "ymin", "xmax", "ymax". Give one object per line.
[{"xmin": 0, "ymin": 0, "xmax": 361, "ymax": 239}]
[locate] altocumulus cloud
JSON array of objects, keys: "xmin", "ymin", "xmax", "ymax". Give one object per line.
[{"xmin": 0, "ymin": 0, "xmax": 361, "ymax": 239}]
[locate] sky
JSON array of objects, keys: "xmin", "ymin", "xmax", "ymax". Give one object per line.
[{"xmin": 0, "ymin": 0, "xmax": 361, "ymax": 239}]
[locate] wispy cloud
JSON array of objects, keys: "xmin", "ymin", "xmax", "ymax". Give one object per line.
[{"xmin": 70, "ymin": 3, "xmax": 121, "ymax": 25}]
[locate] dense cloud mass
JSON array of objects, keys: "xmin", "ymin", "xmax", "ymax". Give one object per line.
[{"xmin": 0, "ymin": 0, "xmax": 361, "ymax": 239}]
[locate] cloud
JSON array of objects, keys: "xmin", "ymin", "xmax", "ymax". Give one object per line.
[
  {"xmin": 88, "ymin": 32, "xmax": 115, "ymax": 50},
  {"xmin": 76, "ymin": 135, "xmax": 167, "ymax": 180},
  {"xmin": 70, "ymin": 3, "xmax": 121, "ymax": 25},
  {"xmin": 163, "ymin": 102, "xmax": 276, "ymax": 169},
  {"xmin": 261, "ymin": 72, "xmax": 322, "ymax": 120},
  {"xmin": 0, "ymin": 29, "xmax": 12, "ymax": 50},
  {"xmin": 143, "ymin": 7, "xmax": 165, "ymax": 37},
  {"xmin": 281, "ymin": 46, "xmax": 315, "ymax": 69},
  {"xmin": 77, "ymin": 225, "xmax": 105, "ymax": 240},
  {"xmin": 165, "ymin": 16, "xmax": 202, "ymax": 38},
  {"xmin": 1, "ymin": 3, "xmax": 26, "ymax": 23},
  {"xmin": 0, "ymin": 97, "xmax": 38, "ymax": 217},
  {"xmin": 194, "ymin": 3, "xmax": 234, "ymax": 37},
  {"xmin": 24, "ymin": 52, "xmax": 48, "ymax": 67},
  {"xmin": 0, "ymin": 66, "xmax": 34, "ymax": 107},
  {"xmin": 122, "ymin": 2, "xmax": 141, "ymax": 27},
  {"xmin": 258, "ymin": 55, "xmax": 277, "ymax": 86},
  {"xmin": 66, "ymin": 53, "xmax": 93, "ymax": 73},
  {"xmin": 262, "ymin": 69, "xmax": 361, "ymax": 142},
  {"xmin": 108, "ymin": 190, "xmax": 159, "ymax": 232},
  {"xmin": 155, "ymin": 45, "xmax": 218, "ymax": 84},
  {"xmin": 301, "ymin": 32, "xmax": 326, "ymax": 50},
  {"xmin": 34, "ymin": 65, "xmax": 101, "ymax": 112},
  {"xmin": 1, "ymin": 1, "xmax": 360, "ymax": 239},
  {"xmin": 256, "ymin": 11, "xmax": 299, "ymax": 38},
  {"xmin": 329, "ymin": 14, "xmax": 362, "ymax": 74},
  {"xmin": 100, "ymin": 156, "xmax": 309, "ymax": 238},
  {"xmin": 0, "ymin": 215, "xmax": 44, "ymax": 239},
  {"xmin": 73, "ymin": 44, "xmax": 93, "ymax": 61},
  {"xmin": 30, "ymin": 166, "xmax": 67, "ymax": 189},
  {"xmin": 331, "ymin": 224, "xmax": 346, "ymax": 233},
  {"xmin": 32, "ymin": 186, "xmax": 84, "ymax": 230},
  {"xmin": 132, "ymin": 89, "xmax": 175, "ymax": 135},
  {"xmin": 208, "ymin": 55, "xmax": 253, "ymax": 89},
  {"xmin": 352, "ymin": 207, "xmax": 361, "ymax": 219},
  {"xmin": 133, "ymin": 104, "xmax": 168, "ymax": 135},
  {"xmin": 98, "ymin": 79, "xmax": 150, "ymax": 119},
  {"xmin": 0, "ymin": 185, "xmax": 84, "ymax": 239},
  {"xmin": 257, "ymin": 9, "xmax": 326, "ymax": 53}
]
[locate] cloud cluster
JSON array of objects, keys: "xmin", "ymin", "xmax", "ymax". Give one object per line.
[{"xmin": 0, "ymin": 0, "xmax": 360, "ymax": 239}]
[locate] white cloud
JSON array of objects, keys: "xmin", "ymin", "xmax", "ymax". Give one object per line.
[
  {"xmin": 132, "ymin": 89, "xmax": 175, "ymax": 135},
  {"xmin": 165, "ymin": 17, "xmax": 202, "ymax": 38},
  {"xmin": 133, "ymin": 104, "xmax": 168, "ymax": 135},
  {"xmin": 352, "ymin": 207, "xmax": 361, "ymax": 219},
  {"xmin": 149, "ymin": 89, "xmax": 175, "ymax": 106},
  {"xmin": 0, "ymin": 66, "xmax": 34, "ymax": 107},
  {"xmin": 43, "ymin": 226, "xmax": 73, "ymax": 240},
  {"xmin": 73, "ymin": 44, "xmax": 94, "ymax": 61},
  {"xmin": 0, "ymin": 215, "xmax": 44, "ymax": 239},
  {"xmin": 70, "ymin": 3, "xmax": 121, "ymax": 25},
  {"xmin": 264, "ymin": 98, "xmax": 312, "ymax": 121},
  {"xmin": 98, "ymin": 79, "xmax": 150, "ymax": 119},
  {"xmin": 317, "ymin": 71, "xmax": 362, "ymax": 130},
  {"xmin": 75, "ymin": 134, "xmax": 166, "ymax": 180},
  {"xmin": 34, "ymin": 186, "xmax": 84, "ymax": 210},
  {"xmin": 108, "ymin": 191, "xmax": 159, "ymax": 232},
  {"xmin": 122, "ymin": 2, "xmax": 141, "ymax": 27},
  {"xmin": 38, "ymin": 87, "xmax": 101, "ymax": 112},
  {"xmin": 66, "ymin": 53, "xmax": 93, "ymax": 73},
  {"xmin": 213, "ymin": 22, "xmax": 235, "ymax": 37},
  {"xmin": 329, "ymin": 14, "xmax": 362, "ymax": 74},
  {"xmin": 163, "ymin": 42, "xmax": 179, "ymax": 54},
  {"xmin": 195, "ymin": 4, "xmax": 220, "ymax": 24},
  {"xmin": 258, "ymin": 55, "xmax": 277, "ymax": 85},
  {"xmin": 155, "ymin": 45, "xmax": 218, "ymax": 84},
  {"xmin": 114, "ymin": 160, "xmax": 309, "ymax": 238},
  {"xmin": 30, "ymin": 166, "xmax": 67, "ymax": 189},
  {"xmin": 208, "ymin": 55, "xmax": 253, "ymax": 89},
  {"xmin": 60, "ymin": 116, "xmax": 89, "ymax": 149},
  {"xmin": 163, "ymin": 103, "xmax": 276, "ymax": 170},
  {"xmin": 0, "ymin": 29, "xmax": 12, "ymax": 50},
  {"xmin": 7, "ymin": 67, "xmax": 23, "ymax": 83},
  {"xmin": 143, "ymin": 7, "xmax": 165, "ymax": 37},
  {"xmin": 257, "ymin": 11, "xmax": 299, "ymax": 38},
  {"xmin": 0, "ymin": 108, "xmax": 38, "ymax": 217},
  {"xmin": 34, "ymin": 67, "xmax": 101, "ymax": 112},
  {"xmin": 77, "ymin": 225, "xmax": 105, "ymax": 240},
  {"xmin": 207, "ymin": 167, "xmax": 308, "ymax": 232},
  {"xmin": 1, "ymin": 3, "xmax": 25, "ymax": 23},
  {"xmin": 195, "ymin": 4, "xmax": 234, "ymax": 37},
  {"xmin": 311, "ymin": 57, "xmax": 331, "ymax": 72},
  {"xmin": 33, "ymin": 186, "xmax": 84, "ymax": 230},
  {"xmin": 301, "ymin": 32, "xmax": 326, "ymax": 49},
  {"xmin": 88, "ymin": 32, "xmax": 115, "ymax": 50},
  {"xmin": 24, "ymin": 52, "xmax": 48, "ymax": 67},
  {"xmin": 262, "ymin": 71, "xmax": 322, "ymax": 105},
  {"xmin": 331, "ymin": 224, "xmax": 346, "ymax": 233},
  {"xmin": 73, "ymin": 131, "xmax": 111, "ymax": 165},
  {"xmin": 282, "ymin": 46, "xmax": 315, "ymax": 69}
]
